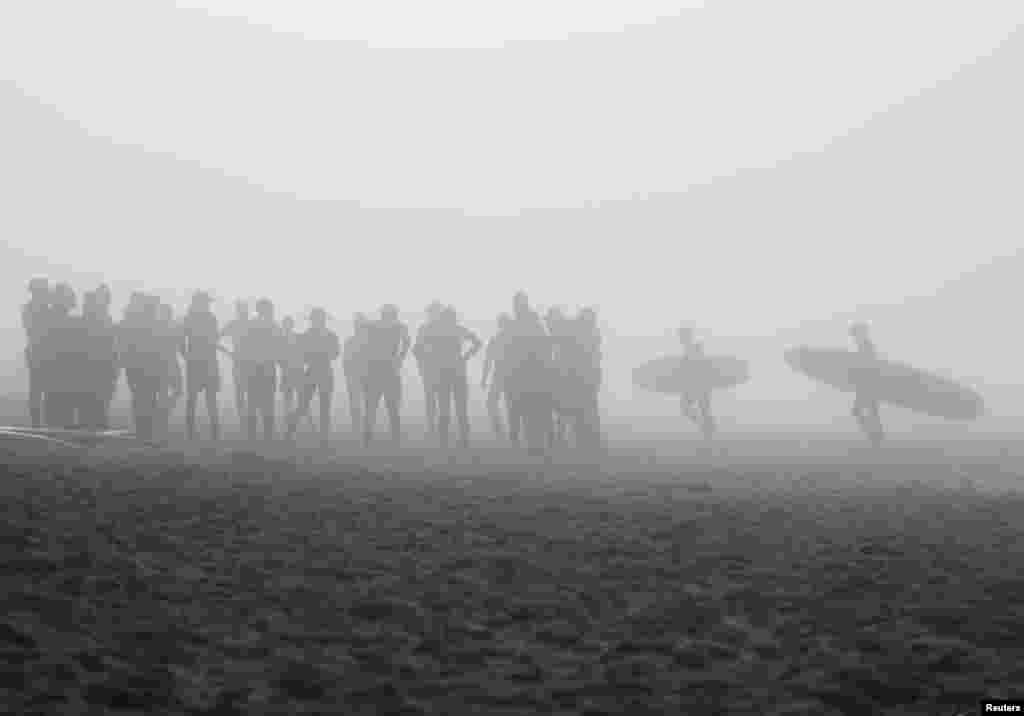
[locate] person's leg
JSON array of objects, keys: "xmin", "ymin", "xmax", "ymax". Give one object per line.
[
  {"xmin": 289, "ymin": 381, "xmax": 315, "ymax": 437},
  {"xmin": 437, "ymin": 372, "xmax": 453, "ymax": 448},
  {"xmin": 345, "ymin": 372, "xmax": 362, "ymax": 435},
  {"xmin": 385, "ymin": 372, "xmax": 402, "ymax": 446},
  {"xmin": 27, "ymin": 355, "xmax": 43, "ymax": 428},
  {"xmin": 362, "ymin": 378, "xmax": 381, "ymax": 446},
  {"xmin": 319, "ymin": 377, "xmax": 333, "ymax": 445},
  {"xmin": 506, "ymin": 389, "xmax": 522, "ymax": 445},
  {"xmin": 186, "ymin": 386, "xmax": 199, "ymax": 440},
  {"xmin": 487, "ymin": 380, "xmax": 504, "ymax": 439},
  {"xmin": 454, "ymin": 372, "xmax": 470, "ymax": 448}
]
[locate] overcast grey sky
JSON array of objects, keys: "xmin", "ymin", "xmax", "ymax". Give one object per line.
[{"xmin": 1, "ymin": 1, "xmax": 1021, "ymax": 352}]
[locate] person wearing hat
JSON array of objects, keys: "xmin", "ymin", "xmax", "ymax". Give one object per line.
[
  {"xmin": 181, "ymin": 290, "xmax": 222, "ymax": 440},
  {"xmin": 286, "ymin": 307, "xmax": 341, "ymax": 446},
  {"xmin": 849, "ymin": 322, "xmax": 884, "ymax": 446},
  {"xmin": 413, "ymin": 301, "xmax": 445, "ymax": 437},
  {"xmin": 244, "ymin": 298, "xmax": 283, "ymax": 441},
  {"xmin": 343, "ymin": 313, "xmax": 370, "ymax": 434},
  {"xmin": 361, "ymin": 304, "xmax": 410, "ymax": 446},
  {"xmin": 22, "ymin": 277, "xmax": 51, "ymax": 427}
]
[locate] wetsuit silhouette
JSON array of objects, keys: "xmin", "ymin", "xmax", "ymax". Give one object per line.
[
  {"xmin": 504, "ymin": 293, "xmax": 554, "ymax": 453},
  {"xmin": 568, "ymin": 308, "xmax": 604, "ymax": 449},
  {"xmin": 22, "ymin": 279, "xmax": 51, "ymax": 428},
  {"xmin": 343, "ymin": 314, "xmax": 369, "ymax": 434},
  {"xmin": 244, "ymin": 300, "xmax": 283, "ymax": 441},
  {"xmin": 418, "ymin": 307, "xmax": 482, "ymax": 448},
  {"xmin": 361, "ymin": 306, "xmax": 410, "ymax": 446},
  {"xmin": 181, "ymin": 292, "xmax": 222, "ymax": 440},
  {"xmin": 679, "ymin": 331, "xmax": 715, "ymax": 440},
  {"xmin": 287, "ymin": 309, "xmax": 340, "ymax": 445},
  {"xmin": 80, "ymin": 290, "xmax": 119, "ymax": 430},
  {"xmin": 155, "ymin": 304, "xmax": 183, "ymax": 436},
  {"xmin": 279, "ymin": 317, "xmax": 304, "ymax": 418},
  {"xmin": 413, "ymin": 302, "xmax": 444, "ymax": 437},
  {"xmin": 119, "ymin": 296, "xmax": 163, "ymax": 440},
  {"xmin": 545, "ymin": 308, "xmax": 571, "ymax": 447},
  {"xmin": 40, "ymin": 284, "xmax": 82, "ymax": 429},
  {"xmin": 850, "ymin": 324, "xmax": 884, "ymax": 446},
  {"xmin": 481, "ymin": 314, "xmax": 512, "ymax": 439},
  {"xmin": 221, "ymin": 302, "xmax": 251, "ymax": 423}
]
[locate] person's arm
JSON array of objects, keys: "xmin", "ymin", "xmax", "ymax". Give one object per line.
[
  {"xmin": 328, "ymin": 333, "xmax": 341, "ymax": 362},
  {"xmin": 481, "ymin": 338, "xmax": 494, "ymax": 387},
  {"xmin": 412, "ymin": 326, "xmax": 427, "ymax": 362},
  {"xmin": 462, "ymin": 328, "xmax": 483, "ymax": 363},
  {"xmin": 396, "ymin": 325, "xmax": 411, "ymax": 365}
]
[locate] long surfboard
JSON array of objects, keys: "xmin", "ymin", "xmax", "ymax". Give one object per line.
[
  {"xmin": 633, "ymin": 355, "xmax": 750, "ymax": 395},
  {"xmin": 784, "ymin": 347, "xmax": 984, "ymax": 420}
]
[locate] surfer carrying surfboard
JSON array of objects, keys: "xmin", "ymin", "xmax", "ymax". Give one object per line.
[
  {"xmin": 678, "ymin": 325, "xmax": 716, "ymax": 440},
  {"xmin": 849, "ymin": 322, "xmax": 884, "ymax": 446}
]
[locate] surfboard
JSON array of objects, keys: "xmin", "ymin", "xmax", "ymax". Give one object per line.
[
  {"xmin": 784, "ymin": 347, "xmax": 985, "ymax": 420},
  {"xmin": 632, "ymin": 355, "xmax": 750, "ymax": 395}
]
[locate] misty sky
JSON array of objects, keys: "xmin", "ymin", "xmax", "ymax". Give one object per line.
[{"xmin": 1, "ymin": 1, "xmax": 1022, "ymax": 363}]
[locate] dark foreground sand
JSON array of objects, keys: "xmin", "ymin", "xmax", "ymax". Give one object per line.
[{"xmin": 1, "ymin": 441, "xmax": 1022, "ymax": 715}]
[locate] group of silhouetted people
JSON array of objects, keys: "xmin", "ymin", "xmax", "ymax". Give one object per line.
[{"xmin": 21, "ymin": 279, "xmax": 606, "ymax": 453}]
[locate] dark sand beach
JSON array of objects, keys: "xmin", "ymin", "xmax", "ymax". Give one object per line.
[{"xmin": 1, "ymin": 437, "xmax": 1022, "ymax": 714}]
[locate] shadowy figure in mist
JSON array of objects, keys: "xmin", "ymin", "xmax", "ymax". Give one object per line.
[
  {"xmin": 244, "ymin": 298, "xmax": 283, "ymax": 441},
  {"xmin": 571, "ymin": 306, "xmax": 604, "ymax": 449},
  {"xmin": 413, "ymin": 301, "xmax": 445, "ymax": 438},
  {"xmin": 155, "ymin": 303, "xmax": 184, "ymax": 435},
  {"xmin": 544, "ymin": 306, "xmax": 571, "ymax": 447},
  {"xmin": 22, "ymin": 277, "xmax": 51, "ymax": 428},
  {"xmin": 181, "ymin": 291, "xmax": 222, "ymax": 441},
  {"xmin": 221, "ymin": 300, "xmax": 251, "ymax": 425},
  {"xmin": 286, "ymin": 307, "xmax": 340, "ymax": 447},
  {"xmin": 678, "ymin": 325, "xmax": 715, "ymax": 441},
  {"xmin": 39, "ymin": 283, "xmax": 82, "ymax": 429},
  {"xmin": 343, "ymin": 313, "xmax": 369, "ymax": 435},
  {"xmin": 361, "ymin": 304, "xmax": 410, "ymax": 447},
  {"xmin": 79, "ymin": 289, "xmax": 119, "ymax": 430},
  {"xmin": 481, "ymin": 313, "xmax": 512, "ymax": 439},
  {"xmin": 417, "ymin": 305, "xmax": 482, "ymax": 449},
  {"xmin": 120, "ymin": 294, "xmax": 163, "ymax": 440},
  {"xmin": 504, "ymin": 291, "xmax": 554, "ymax": 455},
  {"xmin": 849, "ymin": 322, "xmax": 884, "ymax": 447},
  {"xmin": 279, "ymin": 316, "xmax": 304, "ymax": 418}
]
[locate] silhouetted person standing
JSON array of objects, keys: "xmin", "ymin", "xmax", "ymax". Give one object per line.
[
  {"xmin": 481, "ymin": 313, "xmax": 512, "ymax": 439},
  {"xmin": 574, "ymin": 306, "xmax": 604, "ymax": 449},
  {"xmin": 181, "ymin": 291, "xmax": 222, "ymax": 441},
  {"xmin": 413, "ymin": 301, "xmax": 444, "ymax": 437},
  {"xmin": 40, "ymin": 283, "xmax": 84, "ymax": 429},
  {"xmin": 419, "ymin": 306, "xmax": 482, "ymax": 449},
  {"xmin": 343, "ymin": 313, "xmax": 369, "ymax": 435},
  {"xmin": 155, "ymin": 303, "xmax": 183, "ymax": 435},
  {"xmin": 279, "ymin": 316, "xmax": 304, "ymax": 417},
  {"xmin": 678, "ymin": 325, "xmax": 715, "ymax": 441},
  {"xmin": 80, "ymin": 289, "xmax": 119, "ymax": 430},
  {"xmin": 850, "ymin": 322, "xmax": 884, "ymax": 447},
  {"xmin": 244, "ymin": 299, "xmax": 282, "ymax": 441},
  {"xmin": 362, "ymin": 305, "xmax": 410, "ymax": 447},
  {"xmin": 287, "ymin": 307, "xmax": 340, "ymax": 446},
  {"xmin": 222, "ymin": 300, "xmax": 251, "ymax": 425},
  {"xmin": 504, "ymin": 291, "xmax": 554, "ymax": 454},
  {"xmin": 92, "ymin": 284, "xmax": 118, "ymax": 423},
  {"xmin": 120, "ymin": 296, "xmax": 163, "ymax": 440},
  {"xmin": 22, "ymin": 277, "xmax": 51, "ymax": 428}
]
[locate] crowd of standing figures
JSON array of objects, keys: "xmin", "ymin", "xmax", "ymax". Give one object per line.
[{"xmin": 20, "ymin": 278, "xmax": 604, "ymax": 453}]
